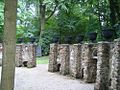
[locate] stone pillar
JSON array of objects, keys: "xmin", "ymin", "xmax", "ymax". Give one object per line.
[
  {"xmin": 94, "ymin": 42, "xmax": 110, "ymax": 90},
  {"xmin": 15, "ymin": 44, "xmax": 23, "ymax": 67},
  {"xmin": 82, "ymin": 43, "xmax": 97, "ymax": 83},
  {"xmin": 110, "ymin": 41, "xmax": 120, "ymax": 90},
  {"xmin": 59, "ymin": 44, "xmax": 70, "ymax": 75},
  {"xmin": 27, "ymin": 44, "xmax": 36, "ymax": 68},
  {"xmin": 109, "ymin": 42, "xmax": 114, "ymax": 89},
  {"xmin": 69, "ymin": 44, "xmax": 82, "ymax": 78},
  {"xmin": 56, "ymin": 44, "xmax": 62, "ymax": 71},
  {"xmin": 48, "ymin": 43, "xmax": 58, "ymax": 72},
  {"xmin": 22, "ymin": 44, "xmax": 36, "ymax": 68}
]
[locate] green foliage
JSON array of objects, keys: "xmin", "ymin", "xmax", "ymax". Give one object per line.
[
  {"xmin": 56, "ymin": 1, "xmax": 100, "ymax": 41},
  {"xmin": 0, "ymin": 0, "xmax": 120, "ymax": 54},
  {"xmin": 40, "ymin": 29, "xmax": 57, "ymax": 55},
  {"xmin": 17, "ymin": 0, "xmax": 39, "ymax": 42},
  {"xmin": 0, "ymin": 2, "xmax": 4, "ymax": 42}
]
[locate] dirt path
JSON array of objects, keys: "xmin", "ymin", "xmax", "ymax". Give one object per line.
[{"xmin": 0, "ymin": 64, "xmax": 94, "ymax": 90}]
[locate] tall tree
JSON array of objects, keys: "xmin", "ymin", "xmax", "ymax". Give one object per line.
[
  {"xmin": 0, "ymin": 0, "xmax": 17, "ymax": 90},
  {"xmin": 38, "ymin": 0, "xmax": 58, "ymax": 44}
]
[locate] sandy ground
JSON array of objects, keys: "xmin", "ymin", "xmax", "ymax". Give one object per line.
[{"xmin": 0, "ymin": 64, "xmax": 94, "ymax": 90}]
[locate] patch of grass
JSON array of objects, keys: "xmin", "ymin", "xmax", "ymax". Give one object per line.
[{"xmin": 36, "ymin": 56, "xmax": 49, "ymax": 64}]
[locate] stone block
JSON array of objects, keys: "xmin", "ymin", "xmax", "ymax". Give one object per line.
[
  {"xmin": 110, "ymin": 41, "xmax": 120, "ymax": 90},
  {"xmin": 82, "ymin": 43, "xmax": 97, "ymax": 83},
  {"xmin": 15, "ymin": 44, "xmax": 23, "ymax": 67},
  {"xmin": 48, "ymin": 43, "xmax": 58, "ymax": 72},
  {"xmin": 59, "ymin": 44, "xmax": 70, "ymax": 75},
  {"xmin": 69, "ymin": 44, "xmax": 82, "ymax": 78}
]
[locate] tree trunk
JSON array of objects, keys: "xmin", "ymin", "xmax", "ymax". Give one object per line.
[
  {"xmin": 109, "ymin": 0, "xmax": 116, "ymax": 25},
  {"xmin": 0, "ymin": 0, "xmax": 17, "ymax": 90},
  {"xmin": 109, "ymin": 0, "xmax": 120, "ymax": 23},
  {"xmin": 39, "ymin": 4, "xmax": 46, "ymax": 45}
]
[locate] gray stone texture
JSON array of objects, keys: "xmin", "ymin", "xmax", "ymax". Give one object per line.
[
  {"xmin": 57, "ymin": 44, "xmax": 61, "ymax": 64},
  {"xmin": 94, "ymin": 42, "xmax": 110, "ymax": 90},
  {"xmin": 59, "ymin": 44, "xmax": 70, "ymax": 75},
  {"xmin": 82, "ymin": 43, "xmax": 97, "ymax": 83},
  {"xmin": 69, "ymin": 44, "xmax": 82, "ymax": 78},
  {"xmin": 22, "ymin": 44, "xmax": 36, "ymax": 68},
  {"xmin": 15, "ymin": 44, "xmax": 23, "ymax": 67},
  {"xmin": 48, "ymin": 44, "xmax": 58, "ymax": 72},
  {"xmin": 0, "ymin": 44, "xmax": 36, "ymax": 68},
  {"xmin": 109, "ymin": 42, "xmax": 114, "ymax": 89},
  {"xmin": 110, "ymin": 41, "xmax": 120, "ymax": 90}
]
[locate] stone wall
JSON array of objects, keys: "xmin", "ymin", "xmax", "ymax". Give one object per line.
[
  {"xmin": 94, "ymin": 42, "xmax": 110, "ymax": 90},
  {"xmin": 48, "ymin": 41, "xmax": 120, "ymax": 89},
  {"xmin": 0, "ymin": 43, "xmax": 36, "ymax": 68},
  {"xmin": 82, "ymin": 43, "xmax": 97, "ymax": 83},
  {"xmin": 69, "ymin": 44, "xmax": 82, "ymax": 78}
]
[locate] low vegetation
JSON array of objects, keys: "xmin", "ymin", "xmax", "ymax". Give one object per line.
[{"xmin": 36, "ymin": 56, "xmax": 49, "ymax": 64}]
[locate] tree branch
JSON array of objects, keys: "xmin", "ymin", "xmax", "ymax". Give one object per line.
[
  {"xmin": 45, "ymin": 3, "xmax": 58, "ymax": 21},
  {"xmin": 39, "ymin": 0, "xmax": 44, "ymax": 5}
]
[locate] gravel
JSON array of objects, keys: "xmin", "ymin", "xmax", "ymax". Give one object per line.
[{"xmin": 0, "ymin": 64, "xmax": 94, "ymax": 90}]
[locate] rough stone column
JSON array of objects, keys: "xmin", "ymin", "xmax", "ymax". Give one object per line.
[
  {"xmin": 27, "ymin": 44, "xmax": 36, "ymax": 68},
  {"xmin": 48, "ymin": 43, "xmax": 58, "ymax": 72},
  {"xmin": 82, "ymin": 43, "xmax": 97, "ymax": 83},
  {"xmin": 15, "ymin": 44, "xmax": 23, "ymax": 67},
  {"xmin": 59, "ymin": 44, "xmax": 70, "ymax": 75},
  {"xmin": 109, "ymin": 42, "xmax": 114, "ymax": 89},
  {"xmin": 22, "ymin": 44, "xmax": 36, "ymax": 68},
  {"xmin": 94, "ymin": 42, "xmax": 110, "ymax": 90},
  {"xmin": 81, "ymin": 44, "xmax": 86, "ymax": 79},
  {"xmin": 69, "ymin": 44, "xmax": 82, "ymax": 78},
  {"xmin": 110, "ymin": 41, "xmax": 120, "ymax": 90}
]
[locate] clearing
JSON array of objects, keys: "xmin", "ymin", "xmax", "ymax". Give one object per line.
[{"xmin": 0, "ymin": 64, "xmax": 94, "ymax": 90}]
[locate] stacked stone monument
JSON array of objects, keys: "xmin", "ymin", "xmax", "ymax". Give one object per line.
[
  {"xmin": 48, "ymin": 43, "xmax": 58, "ymax": 72},
  {"xmin": 82, "ymin": 43, "xmax": 97, "ymax": 83},
  {"xmin": 110, "ymin": 41, "xmax": 120, "ymax": 90},
  {"xmin": 22, "ymin": 44, "xmax": 36, "ymax": 68},
  {"xmin": 69, "ymin": 44, "xmax": 82, "ymax": 78},
  {"xmin": 0, "ymin": 43, "xmax": 36, "ymax": 68},
  {"xmin": 15, "ymin": 44, "xmax": 23, "ymax": 67},
  {"xmin": 59, "ymin": 44, "xmax": 70, "ymax": 75},
  {"xmin": 94, "ymin": 42, "xmax": 110, "ymax": 90},
  {"xmin": 48, "ymin": 41, "xmax": 120, "ymax": 90}
]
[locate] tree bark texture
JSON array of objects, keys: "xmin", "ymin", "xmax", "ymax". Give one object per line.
[
  {"xmin": 39, "ymin": 4, "xmax": 46, "ymax": 45},
  {"xmin": 0, "ymin": 0, "xmax": 17, "ymax": 90}
]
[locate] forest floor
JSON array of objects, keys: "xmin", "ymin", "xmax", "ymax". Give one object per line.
[{"xmin": 0, "ymin": 64, "xmax": 94, "ymax": 90}]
